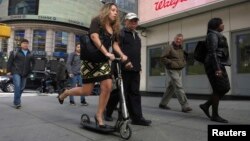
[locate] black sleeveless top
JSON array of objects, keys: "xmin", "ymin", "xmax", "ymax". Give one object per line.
[{"xmin": 89, "ymin": 17, "xmax": 117, "ymax": 52}]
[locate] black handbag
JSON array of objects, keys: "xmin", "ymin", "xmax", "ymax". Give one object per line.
[
  {"xmin": 194, "ymin": 41, "xmax": 207, "ymax": 63},
  {"xmin": 79, "ymin": 34, "xmax": 108, "ymax": 63}
]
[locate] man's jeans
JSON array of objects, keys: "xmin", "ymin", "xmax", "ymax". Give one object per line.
[
  {"xmin": 13, "ymin": 74, "xmax": 27, "ymax": 105},
  {"xmin": 69, "ymin": 74, "xmax": 85, "ymax": 102}
]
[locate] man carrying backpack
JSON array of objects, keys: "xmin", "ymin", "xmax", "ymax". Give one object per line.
[
  {"xmin": 66, "ymin": 43, "xmax": 88, "ymax": 106},
  {"xmin": 7, "ymin": 39, "xmax": 35, "ymax": 109}
]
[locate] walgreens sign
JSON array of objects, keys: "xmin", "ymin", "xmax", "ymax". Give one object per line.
[{"xmin": 139, "ymin": 0, "xmax": 220, "ymax": 25}]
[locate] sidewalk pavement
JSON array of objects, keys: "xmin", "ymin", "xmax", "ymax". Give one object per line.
[{"xmin": 0, "ymin": 92, "xmax": 249, "ymax": 141}]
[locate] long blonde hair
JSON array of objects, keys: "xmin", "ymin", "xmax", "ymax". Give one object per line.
[{"xmin": 98, "ymin": 3, "xmax": 120, "ymax": 38}]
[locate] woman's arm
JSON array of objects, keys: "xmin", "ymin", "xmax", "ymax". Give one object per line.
[
  {"xmin": 113, "ymin": 41, "xmax": 132, "ymax": 69},
  {"xmin": 206, "ymin": 33, "xmax": 222, "ymax": 76},
  {"xmin": 113, "ymin": 41, "xmax": 127, "ymax": 61}
]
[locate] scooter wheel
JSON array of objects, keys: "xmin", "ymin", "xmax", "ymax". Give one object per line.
[
  {"xmin": 119, "ymin": 123, "xmax": 132, "ymax": 140},
  {"xmin": 81, "ymin": 114, "xmax": 90, "ymax": 124}
]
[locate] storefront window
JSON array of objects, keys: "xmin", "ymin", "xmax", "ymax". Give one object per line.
[
  {"xmin": 148, "ymin": 45, "xmax": 166, "ymax": 76},
  {"xmin": 75, "ymin": 35, "xmax": 81, "ymax": 44},
  {"xmin": 185, "ymin": 38, "xmax": 206, "ymax": 75},
  {"xmin": 236, "ymin": 32, "xmax": 250, "ymax": 73},
  {"xmin": 0, "ymin": 39, "xmax": 8, "ymax": 75},
  {"xmin": 101, "ymin": 0, "xmax": 137, "ymax": 13},
  {"xmin": 116, "ymin": 0, "xmax": 137, "ymax": 13},
  {"xmin": 33, "ymin": 30, "xmax": 46, "ymax": 51},
  {"xmin": 14, "ymin": 30, "xmax": 25, "ymax": 48},
  {"xmin": 54, "ymin": 31, "xmax": 68, "ymax": 52},
  {"xmin": 8, "ymin": 0, "xmax": 39, "ymax": 15},
  {"xmin": 1, "ymin": 39, "xmax": 8, "ymax": 52}
]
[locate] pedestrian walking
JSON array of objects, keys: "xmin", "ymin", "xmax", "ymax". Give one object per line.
[
  {"xmin": 66, "ymin": 43, "xmax": 88, "ymax": 106},
  {"xmin": 7, "ymin": 39, "xmax": 35, "ymax": 109},
  {"xmin": 159, "ymin": 34, "xmax": 192, "ymax": 112},
  {"xmin": 199, "ymin": 18, "xmax": 231, "ymax": 123}
]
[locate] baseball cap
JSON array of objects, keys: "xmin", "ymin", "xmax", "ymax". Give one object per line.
[{"xmin": 125, "ymin": 13, "xmax": 139, "ymax": 20}]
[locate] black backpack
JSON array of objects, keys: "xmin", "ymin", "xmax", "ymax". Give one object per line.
[{"xmin": 194, "ymin": 41, "xmax": 207, "ymax": 63}]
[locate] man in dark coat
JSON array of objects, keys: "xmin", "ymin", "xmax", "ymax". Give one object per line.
[{"xmin": 7, "ymin": 39, "xmax": 35, "ymax": 109}]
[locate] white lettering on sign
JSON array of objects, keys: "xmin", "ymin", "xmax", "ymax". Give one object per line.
[{"xmin": 212, "ymin": 129, "xmax": 247, "ymax": 137}]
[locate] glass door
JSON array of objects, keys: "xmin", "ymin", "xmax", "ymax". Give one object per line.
[
  {"xmin": 231, "ymin": 30, "xmax": 250, "ymax": 96},
  {"xmin": 147, "ymin": 44, "xmax": 168, "ymax": 92}
]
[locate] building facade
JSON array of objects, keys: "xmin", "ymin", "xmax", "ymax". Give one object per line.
[
  {"xmin": 0, "ymin": 0, "xmax": 102, "ymax": 57},
  {"xmin": 138, "ymin": 0, "xmax": 250, "ymax": 96}
]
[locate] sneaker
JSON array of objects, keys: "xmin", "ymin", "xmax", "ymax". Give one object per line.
[
  {"xmin": 70, "ymin": 101, "xmax": 76, "ymax": 106},
  {"xmin": 159, "ymin": 104, "xmax": 171, "ymax": 110},
  {"xmin": 81, "ymin": 101, "xmax": 88, "ymax": 106},
  {"xmin": 131, "ymin": 117, "xmax": 152, "ymax": 126},
  {"xmin": 182, "ymin": 107, "xmax": 192, "ymax": 113},
  {"xmin": 15, "ymin": 104, "xmax": 22, "ymax": 109}
]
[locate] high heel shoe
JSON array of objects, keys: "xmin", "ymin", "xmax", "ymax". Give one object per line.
[
  {"xmin": 57, "ymin": 88, "xmax": 66, "ymax": 104},
  {"xmin": 94, "ymin": 116, "xmax": 106, "ymax": 128}
]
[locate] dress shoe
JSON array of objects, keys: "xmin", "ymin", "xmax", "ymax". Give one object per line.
[
  {"xmin": 211, "ymin": 116, "xmax": 228, "ymax": 123},
  {"xmin": 159, "ymin": 104, "xmax": 171, "ymax": 110},
  {"xmin": 104, "ymin": 115, "xmax": 113, "ymax": 121},
  {"xmin": 182, "ymin": 107, "xmax": 192, "ymax": 113},
  {"xmin": 15, "ymin": 104, "xmax": 22, "ymax": 109},
  {"xmin": 199, "ymin": 104, "xmax": 211, "ymax": 118},
  {"xmin": 131, "ymin": 118, "xmax": 152, "ymax": 126}
]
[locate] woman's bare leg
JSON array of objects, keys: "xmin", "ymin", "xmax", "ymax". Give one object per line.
[
  {"xmin": 96, "ymin": 79, "xmax": 113, "ymax": 126},
  {"xmin": 59, "ymin": 83, "xmax": 95, "ymax": 100}
]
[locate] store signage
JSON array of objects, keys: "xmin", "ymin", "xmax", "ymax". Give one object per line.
[
  {"xmin": 0, "ymin": 15, "xmax": 84, "ymax": 27},
  {"xmin": 10, "ymin": 15, "xmax": 26, "ymax": 19},
  {"xmin": 38, "ymin": 15, "xmax": 57, "ymax": 21},
  {"xmin": 139, "ymin": 0, "xmax": 220, "ymax": 24},
  {"xmin": 154, "ymin": 0, "xmax": 188, "ymax": 11}
]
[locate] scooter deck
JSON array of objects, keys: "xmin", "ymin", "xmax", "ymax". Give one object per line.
[{"xmin": 81, "ymin": 121, "xmax": 115, "ymax": 133}]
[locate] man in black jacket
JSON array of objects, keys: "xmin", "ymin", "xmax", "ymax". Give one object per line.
[
  {"xmin": 105, "ymin": 13, "xmax": 151, "ymax": 126},
  {"xmin": 7, "ymin": 39, "xmax": 35, "ymax": 109}
]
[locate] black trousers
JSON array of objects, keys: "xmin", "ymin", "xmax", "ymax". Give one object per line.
[{"xmin": 106, "ymin": 71, "xmax": 142, "ymax": 121}]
